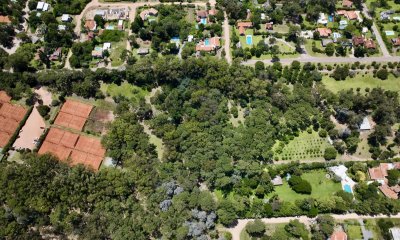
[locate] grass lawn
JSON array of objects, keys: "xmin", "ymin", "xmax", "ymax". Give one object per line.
[
  {"xmin": 240, "ymin": 223, "xmax": 289, "ymax": 240},
  {"xmin": 101, "ymin": 82, "xmax": 148, "ymax": 104},
  {"xmin": 110, "ymin": 39, "xmax": 127, "ymax": 67},
  {"xmin": 235, "ymin": 28, "xmax": 299, "ymax": 59},
  {"xmin": 322, "ymin": 73, "xmax": 400, "ymax": 93},
  {"xmin": 272, "ymin": 24, "xmax": 290, "ymax": 34},
  {"xmin": 304, "ymin": 39, "xmax": 328, "ymax": 57},
  {"xmin": 273, "ymin": 130, "xmax": 331, "ymax": 161},
  {"xmin": 343, "ymin": 220, "xmax": 363, "ymax": 240},
  {"xmin": 229, "ymin": 102, "xmax": 245, "ymax": 127},
  {"xmin": 366, "ymin": 0, "xmax": 400, "ymax": 17},
  {"xmin": 364, "ymin": 218, "xmax": 400, "ymax": 239},
  {"xmin": 267, "ymin": 170, "xmax": 342, "ymax": 202}
]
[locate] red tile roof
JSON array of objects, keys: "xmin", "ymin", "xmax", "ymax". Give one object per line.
[
  {"xmin": 343, "ymin": 0, "xmax": 353, "ymax": 7},
  {"xmin": 0, "ymin": 16, "xmax": 11, "ymax": 23},
  {"xmin": 317, "ymin": 28, "xmax": 332, "ymax": 37},
  {"xmin": 352, "ymin": 36, "xmax": 365, "ymax": 46},
  {"xmin": 379, "ymin": 184, "xmax": 399, "ymax": 199},
  {"xmin": 365, "ymin": 39, "xmax": 376, "ymax": 49}
]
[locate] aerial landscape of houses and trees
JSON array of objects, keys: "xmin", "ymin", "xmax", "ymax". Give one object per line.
[{"xmin": 2, "ymin": 0, "xmax": 400, "ymax": 239}]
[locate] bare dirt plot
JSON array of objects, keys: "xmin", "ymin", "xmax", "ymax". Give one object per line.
[
  {"xmin": 34, "ymin": 87, "xmax": 52, "ymax": 106},
  {"xmin": 13, "ymin": 107, "xmax": 45, "ymax": 150},
  {"xmin": 85, "ymin": 108, "xmax": 114, "ymax": 135}
]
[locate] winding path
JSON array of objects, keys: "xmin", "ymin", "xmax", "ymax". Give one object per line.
[{"xmin": 226, "ymin": 213, "xmax": 400, "ymax": 240}]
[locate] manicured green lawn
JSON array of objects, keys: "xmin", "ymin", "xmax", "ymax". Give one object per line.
[
  {"xmin": 267, "ymin": 170, "xmax": 342, "ymax": 202},
  {"xmin": 110, "ymin": 39, "xmax": 127, "ymax": 67},
  {"xmin": 304, "ymin": 39, "xmax": 327, "ymax": 57},
  {"xmin": 273, "ymin": 130, "xmax": 331, "ymax": 161},
  {"xmin": 101, "ymin": 82, "xmax": 148, "ymax": 104},
  {"xmin": 322, "ymin": 73, "xmax": 400, "ymax": 93},
  {"xmin": 346, "ymin": 224, "xmax": 363, "ymax": 240}
]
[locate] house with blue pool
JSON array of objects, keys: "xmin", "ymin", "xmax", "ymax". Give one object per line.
[
  {"xmin": 328, "ymin": 165, "xmax": 355, "ymax": 195},
  {"xmin": 196, "ymin": 36, "xmax": 221, "ymax": 53},
  {"xmin": 196, "ymin": 8, "xmax": 218, "ymax": 25}
]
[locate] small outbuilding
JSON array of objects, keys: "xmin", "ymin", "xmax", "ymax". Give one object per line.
[
  {"xmin": 390, "ymin": 228, "xmax": 400, "ymax": 240},
  {"xmin": 359, "ymin": 117, "xmax": 371, "ymax": 130},
  {"xmin": 271, "ymin": 176, "xmax": 283, "ymax": 186},
  {"xmin": 61, "ymin": 14, "xmax": 70, "ymax": 22},
  {"xmin": 137, "ymin": 48, "xmax": 149, "ymax": 55}
]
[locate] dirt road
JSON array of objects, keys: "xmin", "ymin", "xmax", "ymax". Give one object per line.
[{"xmin": 223, "ymin": 11, "xmax": 232, "ymax": 64}]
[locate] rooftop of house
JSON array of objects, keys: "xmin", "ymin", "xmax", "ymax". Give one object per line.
[
  {"xmin": 343, "ymin": 0, "xmax": 353, "ymax": 7},
  {"xmin": 368, "ymin": 163, "xmax": 398, "ymax": 180},
  {"xmin": 140, "ymin": 8, "xmax": 158, "ymax": 20},
  {"xmin": 317, "ymin": 27, "xmax": 332, "ymax": 37},
  {"xmin": 365, "ymin": 39, "xmax": 376, "ymax": 49},
  {"xmin": 379, "ymin": 184, "xmax": 399, "ymax": 199},
  {"xmin": 352, "ymin": 36, "xmax": 365, "ymax": 46},
  {"xmin": 85, "ymin": 20, "xmax": 96, "ymax": 30},
  {"xmin": 0, "ymin": 15, "xmax": 11, "ymax": 23}
]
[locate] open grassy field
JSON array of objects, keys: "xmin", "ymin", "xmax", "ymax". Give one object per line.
[
  {"xmin": 101, "ymin": 82, "xmax": 148, "ymax": 104},
  {"xmin": 240, "ymin": 223, "xmax": 289, "ymax": 240},
  {"xmin": 304, "ymin": 39, "xmax": 328, "ymax": 57},
  {"xmin": 322, "ymin": 73, "xmax": 400, "ymax": 93},
  {"xmin": 273, "ymin": 130, "xmax": 331, "ymax": 161},
  {"xmin": 110, "ymin": 39, "xmax": 127, "ymax": 67},
  {"xmin": 267, "ymin": 170, "xmax": 342, "ymax": 202},
  {"xmin": 343, "ymin": 220, "xmax": 363, "ymax": 240}
]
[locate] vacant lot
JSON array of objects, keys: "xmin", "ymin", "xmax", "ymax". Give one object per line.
[
  {"xmin": 101, "ymin": 82, "xmax": 148, "ymax": 105},
  {"xmin": 273, "ymin": 130, "xmax": 331, "ymax": 161},
  {"xmin": 322, "ymin": 73, "xmax": 400, "ymax": 93},
  {"xmin": 267, "ymin": 170, "xmax": 342, "ymax": 202}
]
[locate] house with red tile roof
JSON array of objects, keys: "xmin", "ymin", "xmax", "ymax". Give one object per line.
[
  {"xmin": 365, "ymin": 39, "xmax": 376, "ymax": 49},
  {"xmin": 85, "ymin": 20, "xmax": 96, "ymax": 31},
  {"xmin": 343, "ymin": 0, "xmax": 353, "ymax": 8},
  {"xmin": 317, "ymin": 27, "xmax": 332, "ymax": 37},
  {"xmin": 330, "ymin": 231, "xmax": 348, "ymax": 240},
  {"xmin": 392, "ymin": 37, "xmax": 400, "ymax": 46},
  {"xmin": 237, "ymin": 21, "xmax": 253, "ymax": 35},
  {"xmin": 266, "ymin": 22, "xmax": 273, "ymax": 30},
  {"xmin": 0, "ymin": 16, "xmax": 11, "ymax": 24},
  {"xmin": 345, "ymin": 11, "xmax": 358, "ymax": 20},
  {"xmin": 196, "ymin": 9, "xmax": 218, "ymax": 23},
  {"xmin": 352, "ymin": 36, "xmax": 365, "ymax": 46},
  {"xmin": 379, "ymin": 184, "xmax": 399, "ymax": 199},
  {"xmin": 196, "ymin": 37, "xmax": 220, "ymax": 52}
]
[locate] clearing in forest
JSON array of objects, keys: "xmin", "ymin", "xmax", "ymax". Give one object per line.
[{"xmin": 273, "ymin": 130, "xmax": 331, "ymax": 161}]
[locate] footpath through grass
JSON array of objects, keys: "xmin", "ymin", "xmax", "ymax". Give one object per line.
[
  {"xmin": 322, "ymin": 73, "xmax": 400, "ymax": 93},
  {"xmin": 267, "ymin": 170, "xmax": 342, "ymax": 202}
]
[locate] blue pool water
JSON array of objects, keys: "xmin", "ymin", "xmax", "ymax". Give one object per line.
[
  {"xmin": 106, "ymin": 25, "xmax": 115, "ymax": 30},
  {"xmin": 328, "ymin": 15, "xmax": 333, "ymax": 22},
  {"xmin": 386, "ymin": 30, "xmax": 395, "ymax": 36},
  {"xmin": 343, "ymin": 184, "xmax": 352, "ymax": 193},
  {"xmin": 204, "ymin": 39, "xmax": 210, "ymax": 46},
  {"xmin": 246, "ymin": 35, "xmax": 253, "ymax": 45},
  {"xmin": 200, "ymin": 18, "xmax": 207, "ymax": 25}
]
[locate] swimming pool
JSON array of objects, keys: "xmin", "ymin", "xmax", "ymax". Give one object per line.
[
  {"xmin": 106, "ymin": 25, "xmax": 115, "ymax": 30},
  {"xmin": 204, "ymin": 38, "xmax": 210, "ymax": 46},
  {"xmin": 343, "ymin": 184, "xmax": 352, "ymax": 193},
  {"xmin": 386, "ymin": 30, "xmax": 395, "ymax": 36},
  {"xmin": 246, "ymin": 35, "xmax": 253, "ymax": 45},
  {"xmin": 200, "ymin": 18, "xmax": 207, "ymax": 25}
]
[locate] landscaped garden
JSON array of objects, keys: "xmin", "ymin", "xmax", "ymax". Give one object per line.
[
  {"xmin": 273, "ymin": 130, "xmax": 331, "ymax": 161},
  {"xmin": 266, "ymin": 170, "xmax": 342, "ymax": 202}
]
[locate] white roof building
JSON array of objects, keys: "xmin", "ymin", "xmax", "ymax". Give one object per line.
[
  {"xmin": 43, "ymin": 3, "xmax": 49, "ymax": 11},
  {"xmin": 329, "ymin": 165, "xmax": 348, "ymax": 181},
  {"xmin": 61, "ymin": 14, "xmax": 70, "ymax": 22},
  {"xmin": 58, "ymin": 25, "xmax": 66, "ymax": 31},
  {"xmin": 390, "ymin": 228, "xmax": 400, "ymax": 240},
  {"xmin": 36, "ymin": 1, "xmax": 44, "ymax": 10},
  {"xmin": 188, "ymin": 35, "xmax": 194, "ymax": 42},
  {"xmin": 317, "ymin": 13, "xmax": 328, "ymax": 25},
  {"xmin": 261, "ymin": 13, "xmax": 266, "ymax": 20},
  {"xmin": 103, "ymin": 42, "xmax": 111, "ymax": 51},
  {"xmin": 360, "ymin": 117, "xmax": 371, "ymax": 130}
]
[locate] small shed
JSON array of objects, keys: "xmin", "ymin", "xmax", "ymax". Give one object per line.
[
  {"xmin": 61, "ymin": 14, "xmax": 70, "ymax": 22},
  {"xmin": 359, "ymin": 117, "xmax": 371, "ymax": 131},
  {"xmin": 137, "ymin": 48, "xmax": 149, "ymax": 55},
  {"xmin": 103, "ymin": 42, "xmax": 111, "ymax": 51},
  {"xmin": 58, "ymin": 25, "xmax": 66, "ymax": 31},
  {"xmin": 36, "ymin": 1, "xmax": 44, "ymax": 10},
  {"xmin": 271, "ymin": 176, "xmax": 283, "ymax": 186},
  {"xmin": 187, "ymin": 35, "xmax": 193, "ymax": 42}
]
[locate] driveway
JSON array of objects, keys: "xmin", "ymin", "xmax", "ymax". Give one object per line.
[
  {"xmin": 223, "ymin": 11, "xmax": 232, "ymax": 64},
  {"xmin": 362, "ymin": 3, "xmax": 390, "ymax": 57}
]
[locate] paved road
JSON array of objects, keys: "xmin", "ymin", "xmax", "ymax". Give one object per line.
[
  {"xmin": 362, "ymin": 3, "xmax": 391, "ymax": 57},
  {"xmin": 226, "ymin": 213, "xmax": 400, "ymax": 240},
  {"xmin": 243, "ymin": 55, "xmax": 400, "ymax": 65},
  {"xmin": 223, "ymin": 11, "xmax": 232, "ymax": 64}
]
